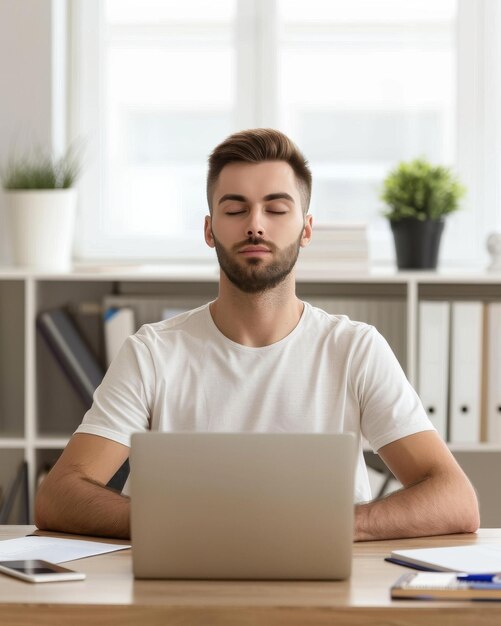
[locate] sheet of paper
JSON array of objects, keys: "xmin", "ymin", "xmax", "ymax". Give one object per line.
[
  {"xmin": 405, "ymin": 573, "xmax": 460, "ymax": 588},
  {"xmin": 0, "ymin": 536, "xmax": 130, "ymax": 563}
]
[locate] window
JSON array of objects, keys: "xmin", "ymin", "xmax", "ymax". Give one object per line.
[
  {"xmin": 70, "ymin": 0, "xmax": 501, "ymax": 266},
  {"xmin": 277, "ymin": 0, "xmax": 457, "ymax": 262}
]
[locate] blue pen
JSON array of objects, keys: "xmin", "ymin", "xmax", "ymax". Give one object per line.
[{"xmin": 457, "ymin": 573, "xmax": 501, "ymax": 583}]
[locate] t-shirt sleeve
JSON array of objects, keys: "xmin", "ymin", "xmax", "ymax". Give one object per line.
[
  {"xmin": 74, "ymin": 334, "xmax": 154, "ymax": 447},
  {"xmin": 357, "ymin": 326, "xmax": 435, "ymax": 452}
]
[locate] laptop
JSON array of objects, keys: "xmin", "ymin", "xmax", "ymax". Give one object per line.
[{"xmin": 130, "ymin": 432, "xmax": 356, "ymax": 580}]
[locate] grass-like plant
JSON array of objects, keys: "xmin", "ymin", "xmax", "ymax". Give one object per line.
[
  {"xmin": 1, "ymin": 144, "xmax": 81, "ymax": 190},
  {"xmin": 381, "ymin": 158, "xmax": 466, "ymax": 222}
]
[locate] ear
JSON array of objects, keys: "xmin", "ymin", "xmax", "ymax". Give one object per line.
[
  {"xmin": 204, "ymin": 215, "xmax": 215, "ymax": 248},
  {"xmin": 299, "ymin": 214, "xmax": 313, "ymax": 248}
]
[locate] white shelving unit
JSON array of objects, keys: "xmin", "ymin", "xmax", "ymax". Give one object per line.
[{"xmin": 1, "ymin": 264, "xmax": 501, "ymax": 524}]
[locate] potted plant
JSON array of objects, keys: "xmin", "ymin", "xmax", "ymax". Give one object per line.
[
  {"xmin": 381, "ymin": 158, "xmax": 465, "ymax": 270},
  {"xmin": 1, "ymin": 146, "xmax": 81, "ymax": 271}
]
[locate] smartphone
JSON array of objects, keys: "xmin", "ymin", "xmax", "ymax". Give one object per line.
[{"xmin": 0, "ymin": 560, "xmax": 86, "ymax": 583}]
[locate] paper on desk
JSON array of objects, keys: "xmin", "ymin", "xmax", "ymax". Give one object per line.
[{"xmin": 0, "ymin": 536, "xmax": 130, "ymax": 563}]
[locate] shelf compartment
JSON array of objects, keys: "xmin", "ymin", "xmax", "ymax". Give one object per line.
[
  {"xmin": 0, "ymin": 448, "xmax": 27, "ymax": 524},
  {"xmin": 0, "ymin": 280, "xmax": 25, "ymax": 437}
]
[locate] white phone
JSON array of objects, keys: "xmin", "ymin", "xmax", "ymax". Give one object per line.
[{"xmin": 0, "ymin": 560, "xmax": 86, "ymax": 583}]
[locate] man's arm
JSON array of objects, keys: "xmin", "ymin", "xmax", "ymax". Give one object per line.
[
  {"xmin": 355, "ymin": 430, "xmax": 479, "ymax": 541},
  {"xmin": 35, "ymin": 433, "xmax": 131, "ymax": 539}
]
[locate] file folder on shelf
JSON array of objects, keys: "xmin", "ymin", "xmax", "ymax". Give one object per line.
[
  {"xmin": 37, "ymin": 307, "xmax": 130, "ymax": 492},
  {"xmin": 487, "ymin": 303, "xmax": 501, "ymax": 443},
  {"xmin": 37, "ymin": 308, "xmax": 105, "ymax": 407},
  {"xmin": 103, "ymin": 307, "xmax": 135, "ymax": 367},
  {"xmin": 449, "ymin": 302, "xmax": 483, "ymax": 444},
  {"xmin": 418, "ymin": 301, "xmax": 449, "ymax": 440}
]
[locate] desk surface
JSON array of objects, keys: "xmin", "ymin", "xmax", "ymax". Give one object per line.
[{"xmin": 1, "ymin": 526, "xmax": 501, "ymax": 625}]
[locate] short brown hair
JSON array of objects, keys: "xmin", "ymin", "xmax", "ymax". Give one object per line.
[{"xmin": 206, "ymin": 128, "xmax": 312, "ymax": 214}]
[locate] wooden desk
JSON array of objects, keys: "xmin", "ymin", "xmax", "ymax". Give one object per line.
[{"xmin": 1, "ymin": 526, "xmax": 501, "ymax": 625}]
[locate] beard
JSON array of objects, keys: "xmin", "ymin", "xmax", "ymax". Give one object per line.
[{"xmin": 212, "ymin": 230, "xmax": 303, "ymax": 294}]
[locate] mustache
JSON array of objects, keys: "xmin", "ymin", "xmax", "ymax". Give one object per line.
[{"xmin": 232, "ymin": 237, "xmax": 276, "ymax": 253}]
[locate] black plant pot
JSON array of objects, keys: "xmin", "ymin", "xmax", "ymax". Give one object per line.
[{"xmin": 390, "ymin": 218, "xmax": 445, "ymax": 270}]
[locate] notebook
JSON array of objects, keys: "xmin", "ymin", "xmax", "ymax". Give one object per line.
[
  {"xmin": 391, "ymin": 571, "xmax": 501, "ymax": 601},
  {"xmin": 130, "ymin": 432, "xmax": 357, "ymax": 580},
  {"xmin": 390, "ymin": 544, "xmax": 501, "ymax": 574}
]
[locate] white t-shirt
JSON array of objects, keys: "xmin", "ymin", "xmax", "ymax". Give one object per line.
[{"xmin": 75, "ymin": 301, "xmax": 434, "ymax": 502}]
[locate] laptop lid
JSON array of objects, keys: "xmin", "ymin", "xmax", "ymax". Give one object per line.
[{"xmin": 130, "ymin": 432, "xmax": 356, "ymax": 580}]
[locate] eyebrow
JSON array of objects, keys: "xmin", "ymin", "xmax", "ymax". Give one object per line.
[{"xmin": 217, "ymin": 192, "xmax": 295, "ymax": 206}]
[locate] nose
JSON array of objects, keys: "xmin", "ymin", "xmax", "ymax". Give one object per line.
[{"xmin": 245, "ymin": 208, "xmax": 264, "ymax": 238}]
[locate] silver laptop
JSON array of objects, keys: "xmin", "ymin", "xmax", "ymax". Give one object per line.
[{"xmin": 130, "ymin": 432, "xmax": 356, "ymax": 580}]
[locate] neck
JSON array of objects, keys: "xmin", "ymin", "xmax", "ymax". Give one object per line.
[{"xmin": 209, "ymin": 271, "xmax": 304, "ymax": 347}]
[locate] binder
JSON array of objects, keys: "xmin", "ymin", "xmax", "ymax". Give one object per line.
[
  {"xmin": 449, "ymin": 302, "xmax": 483, "ymax": 443},
  {"xmin": 418, "ymin": 301, "xmax": 450, "ymax": 440},
  {"xmin": 103, "ymin": 307, "xmax": 135, "ymax": 367},
  {"xmin": 37, "ymin": 307, "xmax": 130, "ymax": 491},
  {"xmin": 487, "ymin": 303, "xmax": 501, "ymax": 443},
  {"xmin": 37, "ymin": 308, "xmax": 105, "ymax": 407}
]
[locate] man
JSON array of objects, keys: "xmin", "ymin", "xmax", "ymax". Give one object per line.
[{"xmin": 35, "ymin": 128, "xmax": 479, "ymax": 540}]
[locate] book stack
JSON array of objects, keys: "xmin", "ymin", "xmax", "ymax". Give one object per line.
[{"xmin": 297, "ymin": 222, "xmax": 369, "ymax": 272}]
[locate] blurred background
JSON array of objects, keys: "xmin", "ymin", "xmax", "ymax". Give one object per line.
[{"xmin": 0, "ymin": 0, "xmax": 500, "ymax": 267}]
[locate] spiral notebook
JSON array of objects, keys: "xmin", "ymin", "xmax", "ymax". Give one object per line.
[{"xmin": 391, "ymin": 572, "xmax": 501, "ymax": 601}]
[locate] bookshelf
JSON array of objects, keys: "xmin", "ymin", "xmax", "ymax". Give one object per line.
[{"xmin": 1, "ymin": 264, "xmax": 501, "ymax": 524}]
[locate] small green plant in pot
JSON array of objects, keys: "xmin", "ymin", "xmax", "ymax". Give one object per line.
[
  {"xmin": 1, "ymin": 145, "xmax": 81, "ymax": 271},
  {"xmin": 381, "ymin": 158, "xmax": 466, "ymax": 270},
  {"xmin": 2, "ymin": 145, "xmax": 80, "ymax": 190}
]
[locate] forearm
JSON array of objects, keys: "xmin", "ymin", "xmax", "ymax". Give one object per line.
[
  {"xmin": 355, "ymin": 470, "xmax": 479, "ymax": 542},
  {"xmin": 35, "ymin": 473, "xmax": 130, "ymax": 539}
]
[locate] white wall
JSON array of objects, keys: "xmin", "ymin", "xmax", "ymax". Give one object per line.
[{"xmin": 0, "ymin": 0, "xmax": 55, "ymax": 265}]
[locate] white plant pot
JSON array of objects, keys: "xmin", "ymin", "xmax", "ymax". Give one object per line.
[{"xmin": 6, "ymin": 188, "xmax": 77, "ymax": 271}]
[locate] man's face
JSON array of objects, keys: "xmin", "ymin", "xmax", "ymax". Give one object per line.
[{"xmin": 205, "ymin": 161, "xmax": 312, "ymax": 294}]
